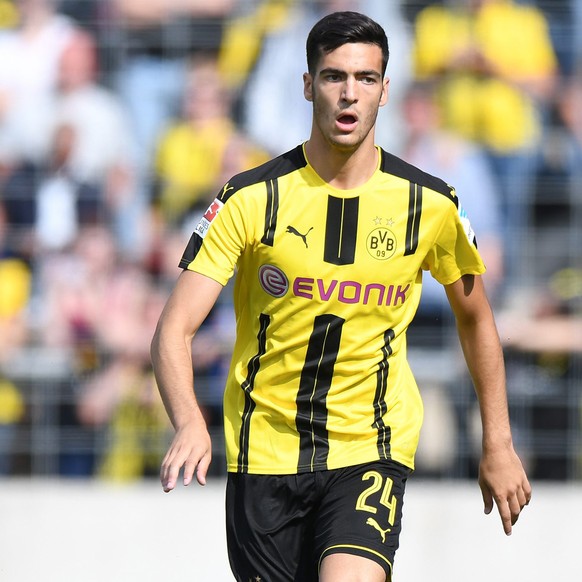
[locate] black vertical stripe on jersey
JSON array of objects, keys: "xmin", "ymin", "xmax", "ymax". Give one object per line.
[
  {"xmin": 296, "ymin": 314, "xmax": 345, "ymax": 472},
  {"xmin": 237, "ymin": 313, "xmax": 270, "ymax": 472},
  {"xmin": 404, "ymin": 183, "xmax": 422, "ymax": 256},
  {"xmin": 261, "ymin": 179, "xmax": 279, "ymax": 246},
  {"xmin": 373, "ymin": 328, "xmax": 395, "ymax": 459},
  {"xmin": 324, "ymin": 196, "xmax": 359, "ymax": 265}
]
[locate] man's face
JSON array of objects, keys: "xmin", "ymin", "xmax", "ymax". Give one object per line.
[{"xmin": 303, "ymin": 42, "xmax": 389, "ymax": 152}]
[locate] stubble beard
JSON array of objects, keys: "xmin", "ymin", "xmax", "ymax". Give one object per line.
[{"xmin": 312, "ymin": 92, "xmax": 379, "ymax": 154}]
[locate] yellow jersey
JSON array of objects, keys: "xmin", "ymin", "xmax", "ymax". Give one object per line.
[{"xmin": 180, "ymin": 144, "xmax": 485, "ymax": 474}]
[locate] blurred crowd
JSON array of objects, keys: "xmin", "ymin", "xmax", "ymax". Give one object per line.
[{"xmin": 0, "ymin": 0, "xmax": 581, "ymax": 480}]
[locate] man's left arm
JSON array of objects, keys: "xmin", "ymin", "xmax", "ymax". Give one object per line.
[{"xmin": 445, "ymin": 274, "xmax": 532, "ymax": 535}]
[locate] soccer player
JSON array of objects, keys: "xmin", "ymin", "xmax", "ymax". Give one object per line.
[{"xmin": 150, "ymin": 11, "xmax": 531, "ymax": 582}]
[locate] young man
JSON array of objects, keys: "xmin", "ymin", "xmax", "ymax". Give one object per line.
[{"xmin": 151, "ymin": 11, "xmax": 531, "ymax": 582}]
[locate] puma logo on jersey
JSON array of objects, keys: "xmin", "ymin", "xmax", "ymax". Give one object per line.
[
  {"xmin": 286, "ymin": 225, "xmax": 313, "ymax": 248},
  {"xmin": 220, "ymin": 182, "xmax": 234, "ymax": 200},
  {"xmin": 366, "ymin": 517, "xmax": 391, "ymax": 543}
]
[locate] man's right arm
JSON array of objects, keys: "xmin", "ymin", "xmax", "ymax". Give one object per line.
[{"xmin": 150, "ymin": 270, "xmax": 224, "ymax": 491}]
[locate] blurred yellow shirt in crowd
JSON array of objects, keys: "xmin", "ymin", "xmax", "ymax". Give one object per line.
[
  {"xmin": 0, "ymin": 0, "xmax": 18, "ymax": 29},
  {"xmin": 0, "ymin": 258, "xmax": 31, "ymax": 318},
  {"xmin": 0, "ymin": 378, "xmax": 24, "ymax": 424},
  {"xmin": 413, "ymin": 0, "xmax": 557, "ymax": 153},
  {"xmin": 155, "ymin": 118, "xmax": 269, "ymax": 222}
]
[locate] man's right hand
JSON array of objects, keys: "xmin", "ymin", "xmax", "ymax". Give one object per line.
[{"xmin": 160, "ymin": 415, "xmax": 212, "ymax": 491}]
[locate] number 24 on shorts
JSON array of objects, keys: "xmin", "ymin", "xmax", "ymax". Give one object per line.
[{"xmin": 356, "ymin": 471, "xmax": 398, "ymax": 528}]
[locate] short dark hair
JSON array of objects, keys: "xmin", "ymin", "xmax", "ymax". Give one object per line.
[{"xmin": 306, "ymin": 11, "xmax": 389, "ymax": 76}]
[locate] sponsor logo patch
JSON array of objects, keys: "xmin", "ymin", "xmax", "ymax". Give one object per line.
[{"xmin": 258, "ymin": 264, "xmax": 289, "ymax": 298}]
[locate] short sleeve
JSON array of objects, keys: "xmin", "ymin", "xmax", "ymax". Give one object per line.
[
  {"xmin": 421, "ymin": 199, "xmax": 486, "ymax": 286},
  {"xmin": 179, "ymin": 192, "xmax": 249, "ymax": 286}
]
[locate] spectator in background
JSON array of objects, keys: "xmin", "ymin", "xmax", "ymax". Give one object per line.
[
  {"xmin": 411, "ymin": 0, "xmax": 557, "ymax": 291},
  {"xmin": 496, "ymin": 265, "xmax": 582, "ymax": 480},
  {"xmin": 32, "ymin": 221, "xmax": 168, "ymax": 477},
  {"xmin": 499, "ymin": 48, "xmax": 582, "ymax": 479},
  {"xmin": 216, "ymin": 0, "xmax": 296, "ymax": 98},
  {"xmin": 0, "ymin": 203, "xmax": 30, "ymax": 363},
  {"xmin": 498, "ymin": 267, "xmax": 582, "ymax": 354},
  {"xmin": 0, "ymin": 0, "xmax": 78, "ymax": 256},
  {"xmin": 34, "ymin": 29, "xmax": 139, "ymax": 254},
  {"xmin": 0, "ymin": 202, "xmax": 29, "ymax": 475},
  {"xmin": 34, "ymin": 224, "xmax": 117, "ymax": 354},
  {"xmin": 239, "ymin": 0, "xmax": 324, "ymax": 154},
  {"xmin": 401, "ymin": 81, "xmax": 504, "ymax": 309},
  {"xmin": 83, "ymin": 362, "xmax": 170, "ymax": 481},
  {"xmin": 153, "ymin": 53, "xmax": 269, "ymax": 227},
  {"xmin": 0, "ymin": 0, "xmax": 18, "ymax": 29},
  {"xmin": 399, "ymin": 81, "xmax": 504, "ymax": 476},
  {"xmin": 76, "ymin": 262, "xmax": 170, "ymax": 481},
  {"xmin": 77, "ymin": 259, "xmax": 234, "ymax": 482},
  {"xmin": 0, "ymin": 0, "xmax": 77, "ymax": 166},
  {"xmin": 109, "ymin": 0, "xmax": 236, "ymax": 224},
  {"xmin": 0, "ymin": 374, "xmax": 24, "ymax": 475},
  {"xmin": 33, "ymin": 223, "xmax": 163, "ymax": 375}
]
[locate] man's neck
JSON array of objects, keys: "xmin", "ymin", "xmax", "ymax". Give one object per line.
[{"xmin": 304, "ymin": 134, "xmax": 379, "ymax": 190}]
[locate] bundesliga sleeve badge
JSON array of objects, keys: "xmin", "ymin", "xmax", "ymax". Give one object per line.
[
  {"xmin": 195, "ymin": 198, "xmax": 224, "ymax": 239},
  {"xmin": 458, "ymin": 203, "xmax": 477, "ymax": 246}
]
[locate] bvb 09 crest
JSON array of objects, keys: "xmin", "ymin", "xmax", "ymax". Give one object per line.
[{"xmin": 366, "ymin": 227, "xmax": 397, "ymax": 261}]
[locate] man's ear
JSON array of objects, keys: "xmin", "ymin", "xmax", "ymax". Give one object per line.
[
  {"xmin": 380, "ymin": 77, "xmax": 390, "ymax": 107},
  {"xmin": 303, "ymin": 72, "xmax": 313, "ymax": 102}
]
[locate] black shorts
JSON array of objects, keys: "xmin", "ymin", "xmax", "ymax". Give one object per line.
[{"xmin": 226, "ymin": 459, "xmax": 411, "ymax": 582}]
